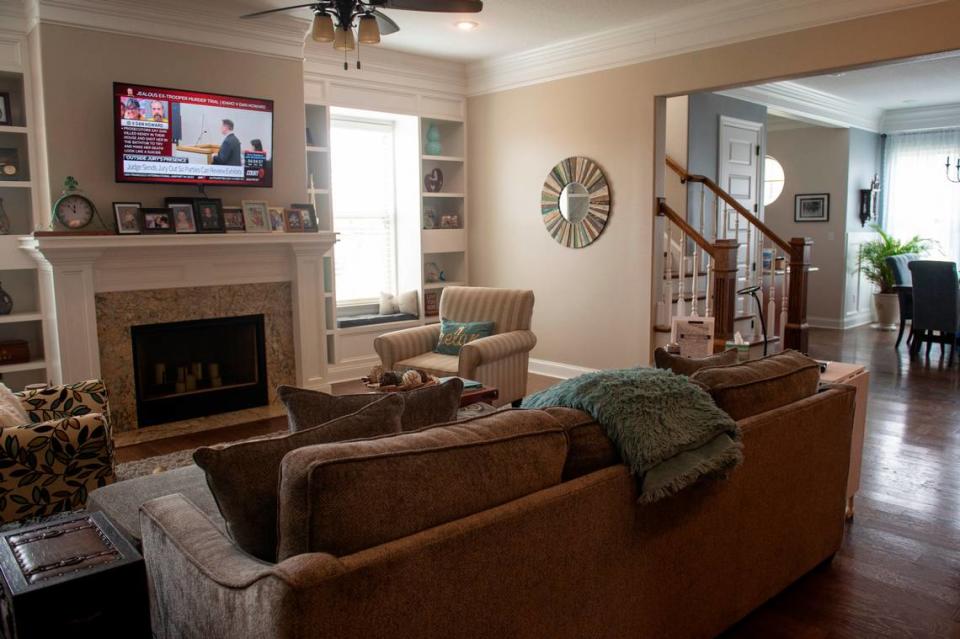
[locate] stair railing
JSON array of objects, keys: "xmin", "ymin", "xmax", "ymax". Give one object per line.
[{"xmin": 659, "ymin": 156, "xmax": 812, "ymax": 353}]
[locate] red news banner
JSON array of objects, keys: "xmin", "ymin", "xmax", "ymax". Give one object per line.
[{"xmin": 116, "ymin": 84, "xmax": 272, "ymax": 184}]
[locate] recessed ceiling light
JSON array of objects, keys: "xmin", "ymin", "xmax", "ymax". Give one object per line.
[{"xmin": 455, "ymin": 20, "xmax": 478, "ymax": 31}]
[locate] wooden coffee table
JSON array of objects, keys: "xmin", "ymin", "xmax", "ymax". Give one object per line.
[{"xmin": 460, "ymin": 386, "xmax": 498, "ymax": 407}]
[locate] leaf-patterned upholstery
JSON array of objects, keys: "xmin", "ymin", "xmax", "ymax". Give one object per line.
[{"xmin": 2, "ymin": 380, "xmax": 116, "ymax": 525}]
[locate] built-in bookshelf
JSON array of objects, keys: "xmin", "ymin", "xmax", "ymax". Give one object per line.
[
  {"xmin": 420, "ymin": 117, "xmax": 467, "ymax": 321},
  {"xmin": 0, "ymin": 45, "xmax": 50, "ymax": 389},
  {"xmin": 303, "ymin": 97, "xmax": 467, "ymax": 379}
]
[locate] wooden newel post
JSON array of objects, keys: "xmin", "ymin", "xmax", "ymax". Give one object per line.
[
  {"xmin": 711, "ymin": 238, "xmax": 739, "ymax": 351},
  {"xmin": 785, "ymin": 237, "xmax": 813, "ymax": 353}
]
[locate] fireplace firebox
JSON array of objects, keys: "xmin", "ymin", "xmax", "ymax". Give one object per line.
[{"xmin": 131, "ymin": 314, "xmax": 268, "ymax": 427}]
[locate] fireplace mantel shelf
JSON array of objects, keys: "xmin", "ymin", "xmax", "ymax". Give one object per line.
[
  {"xmin": 22, "ymin": 231, "xmax": 336, "ymax": 394},
  {"xmin": 21, "ymin": 231, "xmax": 337, "ymax": 254}
]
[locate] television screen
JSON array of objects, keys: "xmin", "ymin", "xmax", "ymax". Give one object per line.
[{"xmin": 114, "ymin": 82, "xmax": 274, "ymax": 187}]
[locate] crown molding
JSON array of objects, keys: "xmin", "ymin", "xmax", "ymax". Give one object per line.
[
  {"xmin": 27, "ymin": 0, "xmax": 308, "ymax": 60},
  {"xmin": 304, "ymin": 41, "xmax": 467, "ymax": 97},
  {"xmin": 465, "ymin": 0, "xmax": 944, "ymax": 96},
  {"xmin": 720, "ymin": 81, "xmax": 883, "ymax": 131},
  {"xmin": 882, "ymin": 103, "xmax": 960, "ymax": 133}
]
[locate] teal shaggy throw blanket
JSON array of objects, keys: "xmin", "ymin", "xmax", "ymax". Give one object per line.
[{"xmin": 522, "ymin": 368, "xmax": 742, "ymax": 503}]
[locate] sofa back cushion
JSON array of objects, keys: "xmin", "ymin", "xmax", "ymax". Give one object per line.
[
  {"xmin": 439, "ymin": 286, "xmax": 535, "ymax": 334},
  {"xmin": 653, "ymin": 347, "xmax": 739, "ymax": 376},
  {"xmin": 541, "ymin": 407, "xmax": 620, "ymax": 480},
  {"xmin": 278, "ymin": 378, "xmax": 463, "ymax": 433},
  {"xmin": 193, "ymin": 394, "xmax": 404, "ymax": 561},
  {"xmin": 690, "ymin": 350, "xmax": 821, "ymax": 420},
  {"xmin": 276, "ymin": 409, "xmax": 568, "ymax": 560}
]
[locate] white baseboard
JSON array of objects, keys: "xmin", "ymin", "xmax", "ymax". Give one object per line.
[
  {"xmin": 843, "ymin": 310, "xmax": 875, "ymax": 330},
  {"xmin": 528, "ymin": 358, "xmax": 597, "ymax": 380},
  {"xmin": 807, "ymin": 315, "xmax": 845, "ymax": 330}
]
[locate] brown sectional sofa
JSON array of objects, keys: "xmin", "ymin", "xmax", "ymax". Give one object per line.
[{"xmin": 125, "ymin": 380, "xmax": 855, "ymax": 639}]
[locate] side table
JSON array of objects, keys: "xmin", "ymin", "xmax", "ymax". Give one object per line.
[
  {"xmin": 0, "ymin": 511, "xmax": 150, "ymax": 638},
  {"xmin": 820, "ymin": 361, "xmax": 869, "ymax": 520}
]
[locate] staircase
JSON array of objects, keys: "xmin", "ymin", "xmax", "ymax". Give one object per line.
[{"xmin": 656, "ymin": 156, "xmax": 812, "ymax": 354}]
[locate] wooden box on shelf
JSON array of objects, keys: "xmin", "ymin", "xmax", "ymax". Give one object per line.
[{"xmin": 0, "ymin": 340, "xmax": 28, "ymax": 365}]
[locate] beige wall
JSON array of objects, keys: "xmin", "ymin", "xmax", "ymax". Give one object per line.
[
  {"xmin": 765, "ymin": 126, "xmax": 850, "ymax": 325},
  {"xmin": 468, "ymin": 1, "xmax": 960, "ymax": 369},
  {"xmin": 34, "ymin": 24, "xmax": 306, "ymax": 220}
]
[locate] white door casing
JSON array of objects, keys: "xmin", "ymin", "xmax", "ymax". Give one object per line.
[{"xmin": 718, "ymin": 115, "xmax": 763, "ymax": 320}]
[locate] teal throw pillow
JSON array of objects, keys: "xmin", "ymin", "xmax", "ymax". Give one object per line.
[{"xmin": 435, "ymin": 319, "xmax": 495, "ymax": 356}]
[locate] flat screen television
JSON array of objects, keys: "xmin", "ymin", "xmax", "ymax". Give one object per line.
[{"xmin": 113, "ymin": 82, "xmax": 274, "ymax": 187}]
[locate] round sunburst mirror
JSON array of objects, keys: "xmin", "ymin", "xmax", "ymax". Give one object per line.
[{"xmin": 541, "ymin": 156, "xmax": 611, "ymax": 249}]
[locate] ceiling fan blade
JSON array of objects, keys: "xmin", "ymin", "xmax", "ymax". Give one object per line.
[
  {"xmin": 380, "ymin": 0, "xmax": 482, "ymax": 12},
  {"xmin": 372, "ymin": 10, "xmax": 400, "ymax": 35},
  {"xmin": 240, "ymin": 3, "xmax": 320, "ymax": 19}
]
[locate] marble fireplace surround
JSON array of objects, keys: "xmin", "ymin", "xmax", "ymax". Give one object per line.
[{"xmin": 21, "ymin": 233, "xmax": 337, "ymax": 433}]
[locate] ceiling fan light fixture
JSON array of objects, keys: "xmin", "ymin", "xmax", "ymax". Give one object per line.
[
  {"xmin": 333, "ymin": 25, "xmax": 355, "ymax": 52},
  {"xmin": 358, "ymin": 14, "xmax": 381, "ymax": 44},
  {"xmin": 455, "ymin": 20, "xmax": 478, "ymax": 31},
  {"xmin": 311, "ymin": 12, "xmax": 335, "ymax": 43}
]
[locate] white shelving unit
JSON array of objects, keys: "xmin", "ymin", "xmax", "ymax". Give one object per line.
[
  {"xmin": 420, "ymin": 116, "xmax": 467, "ymax": 321},
  {"xmin": 0, "ymin": 42, "xmax": 50, "ymax": 390},
  {"xmin": 302, "ymin": 92, "xmax": 467, "ymax": 381}
]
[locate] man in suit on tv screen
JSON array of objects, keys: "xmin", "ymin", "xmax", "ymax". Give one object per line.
[{"xmin": 212, "ymin": 118, "xmax": 241, "ymax": 166}]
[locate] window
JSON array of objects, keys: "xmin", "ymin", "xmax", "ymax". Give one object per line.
[
  {"xmin": 330, "ymin": 117, "xmax": 397, "ymax": 306},
  {"xmin": 764, "ymin": 155, "xmax": 785, "ymax": 206},
  {"xmin": 883, "ymin": 129, "xmax": 960, "ymax": 261}
]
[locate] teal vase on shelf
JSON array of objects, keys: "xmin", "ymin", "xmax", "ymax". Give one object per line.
[{"xmin": 425, "ymin": 123, "xmax": 442, "ymax": 155}]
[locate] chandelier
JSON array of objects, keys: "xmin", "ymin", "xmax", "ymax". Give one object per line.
[{"xmin": 947, "ymin": 156, "xmax": 960, "ymax": 183}]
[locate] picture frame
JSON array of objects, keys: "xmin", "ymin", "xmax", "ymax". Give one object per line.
[
  {"xmin": 0, "ymin": 93, "xmax": 10, "ymax": 126},
  {"xmin": 113, "ymin": 202, "xmax": 142, "ymax": 235},
  {"xmin": 222, "ymin": 206, "xmax": 246, "ymax": 232},
  {"xmin": 440, "ymin": 213, "xmax": 460, "ymax": 229},
  {"xmin": 291, "ymin": 203, "xmax": 318, "ymax": 232},
  {"xmin": 670, "ymin": 315, "xmax": 715, "ymax": 359},
  {"xmin": 283, "ymin": 207, "xmax": 305, "ymax": 232},
  {"xmin": 241, "ymin": 200, "xmax": 271, "ymax": 233},
  {"xmin": 268, "ymin": 206, "xmax": 286, "ymax": 232},
  {"xmin": 424, "ymin": 289, "xmax": 440, "ymax": 316},
  {"xmin": 794, "ymin": 193, "xmax": 829, "ymax": 222},
  {"xmin": 194, "ymin": 199, "xmax": 225, "ymax": 233},
  {"xmin": 168, "ymin": 202, "xmax": 197, "ymax": 234},
  {"xmin": 140, "ymin": 208, "xmax": 175, "ymax": 234}
]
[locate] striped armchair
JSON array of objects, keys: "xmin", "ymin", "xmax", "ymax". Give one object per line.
[
  {"xmin": 374, "ymin": 287, "xmax": 536, "ymax": 406},
  {"xmin": 2, "ymin": 380, "xmax": 116, "ymax": 525}
]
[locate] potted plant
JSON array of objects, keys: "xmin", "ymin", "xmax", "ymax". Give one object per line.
[{"xmin": 858, "ymin": 224, "xmax": 930, "ymax": 328}]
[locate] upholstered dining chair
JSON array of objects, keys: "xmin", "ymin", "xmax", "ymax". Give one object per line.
[
  {"xmin": 884, "ymin": 253, "xmax": 919, "ymax": 349},
  {"xmin": 374, "ymin": 287, "xmax": 536, "ymax": 406},
  {"xmin": 908, "ymin": 260, "xmax": 960, "ymax": 364}
]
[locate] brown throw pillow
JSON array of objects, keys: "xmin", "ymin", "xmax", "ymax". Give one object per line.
[
  {"xmin": 193, "ymin": 394, "xmax": 403, "ymax": 561},
  {"xmin": 689, "ymin": 349, "xmax": 821, "ymax": 421},
  {"xmin": 278, "ymin": 378, "xmax": 463, "ymax": 433},
  {"xmin": 653, "ymin": 347, "xmax": 739, "ymax": 376}
]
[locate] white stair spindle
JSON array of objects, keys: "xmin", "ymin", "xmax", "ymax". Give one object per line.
[
  {"xmin": 780, "ymin": 264, "xmax": 790, "ymax": 339},
  {"xmin": 677, "ymin": 230, "xmax": 686, "ymax": 317},
  {"xmin": 705, "ymin": 257, "xmax": 713, "ymax": 318}
]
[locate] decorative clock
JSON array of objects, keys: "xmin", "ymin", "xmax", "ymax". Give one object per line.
[{"xmin": 51, "ymin": 176, "xmax": 107, "ymax": 232}]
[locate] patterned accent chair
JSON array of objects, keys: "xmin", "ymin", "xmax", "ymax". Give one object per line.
[
  {"xmin": 2, "ymin": 380, "xmax": 115, "ymax": 525},
  {"xmin": 374, "ymin": 287, "xmax": 536, "ymax": 406}
]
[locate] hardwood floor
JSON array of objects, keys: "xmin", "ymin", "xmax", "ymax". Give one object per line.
[
  {"xmin": 723, "ymin": 326, "xmax": 960, "ymax": 638},
  {"xmin": 116, "ymin": 330, "xmax": 960, "ymax": 637}
]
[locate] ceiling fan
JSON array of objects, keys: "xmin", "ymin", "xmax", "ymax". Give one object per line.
[{"xmin": 241, "ymin": 1, "xmax": 483, "ymax": 69}]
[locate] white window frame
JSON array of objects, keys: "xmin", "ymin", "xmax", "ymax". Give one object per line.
[{"xmin": 330, "ymin": 115, "xmax": 400, "ymax": 311}]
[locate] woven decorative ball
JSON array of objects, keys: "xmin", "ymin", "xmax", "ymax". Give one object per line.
[{"xmin": 401, "ymin": 370, "xmax": 421, "ymax": 387}]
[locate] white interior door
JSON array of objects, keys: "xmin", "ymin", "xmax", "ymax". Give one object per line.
[{"xmin": 718, "ymin": 116, "xmax": 763, "ymax": 318}]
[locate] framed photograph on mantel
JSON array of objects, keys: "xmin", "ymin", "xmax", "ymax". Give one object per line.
[{"xmin": 795, "ymin": 193, "xmax": 829, "ymax": 222}]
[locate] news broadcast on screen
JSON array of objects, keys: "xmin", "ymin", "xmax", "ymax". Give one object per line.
[{"xmin": 113, "ymin": 82, "xmax": 274, "ymax": 187}]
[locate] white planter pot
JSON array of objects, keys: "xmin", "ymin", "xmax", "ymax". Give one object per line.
[{"xmin": 873, "ymin": 292, "xmax": 900, "ymax": 330}]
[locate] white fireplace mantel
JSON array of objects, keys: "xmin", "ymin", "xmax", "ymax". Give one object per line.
[{"xmin": 21, "ymin": 233, "xmax": 338, "ymax": 390}]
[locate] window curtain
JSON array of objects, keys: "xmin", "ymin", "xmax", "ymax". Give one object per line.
[{"xmin": 882, "ymin": 128, "xmax": 960, "ymax": 261}]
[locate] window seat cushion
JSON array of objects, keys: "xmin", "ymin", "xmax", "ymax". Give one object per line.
[{"xmin": 337, "ymin": 312, "xmax": 418, "ymax": 329}]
